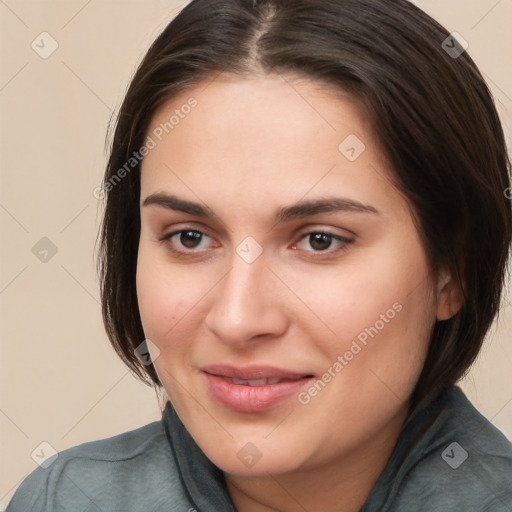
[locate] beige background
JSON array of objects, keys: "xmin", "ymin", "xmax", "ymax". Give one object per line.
[{"xmin": 1, "ymin": 0, "xmax": 511, "ymax": 508}]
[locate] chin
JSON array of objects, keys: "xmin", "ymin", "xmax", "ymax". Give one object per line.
[{"xmin": 200, "ymin": 434, "xmax": 311, "ymax": 478}]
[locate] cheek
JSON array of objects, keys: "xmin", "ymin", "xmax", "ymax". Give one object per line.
[
  {"xmin": 136, "ymin": 242, "xmax": 215, "ymax": 360},
  {"xmin": 136, "ymin": 244, "xmax": 187, "ymax": 342},
  {"xmin": 296, "ymin": 267, "xmax": 435, "ymax": 449},
  {"xmin": 293, "ymin": 262, "xmax": 425, "ymax": 346},
  {"xmin": 297, "ymin": 241, "xmax": 436, "ymax": 383}
]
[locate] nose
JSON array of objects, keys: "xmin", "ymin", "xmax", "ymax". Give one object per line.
[{"xmin": 204, "ymin": 252, "xmax": 289, "ymax": 349}]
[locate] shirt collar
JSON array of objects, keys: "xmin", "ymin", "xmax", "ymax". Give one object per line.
[{"xmin": 162, "ymin": 401, "xmax": 237, "ymax": 511}]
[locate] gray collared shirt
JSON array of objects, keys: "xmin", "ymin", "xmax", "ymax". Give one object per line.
[{"xmin": 6, "ymin": 386, "xmax": 512, "ymax": 511}]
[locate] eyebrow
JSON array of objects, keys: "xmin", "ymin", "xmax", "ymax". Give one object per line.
[{"xmin": 142, "ymin": 193, "xmax": 379, "ymax": 222}]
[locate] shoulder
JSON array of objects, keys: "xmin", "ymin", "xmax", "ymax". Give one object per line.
[
  {"xmin": 6, "ymin": 419, "xmax": 185, "ymax": 512},
  {"xmin": 393, "ymin": 387, "xmax": 512, "ymax": 510}
]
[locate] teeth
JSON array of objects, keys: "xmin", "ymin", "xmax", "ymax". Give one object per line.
[{"xmin": 225, "ymin": 377, "xmax": 281, "ymax": 386}]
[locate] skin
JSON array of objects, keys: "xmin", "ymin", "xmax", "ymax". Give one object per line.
[{"xmin": 136, "ymin": 73, "xmax": 462, "ymax": 512}]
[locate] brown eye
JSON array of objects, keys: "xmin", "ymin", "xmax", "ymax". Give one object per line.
[
  {"xmin": 179, "ymin": 230, "xmax": 203, "ymax": 249},
  {"xmin": 294, "ymin": 231, "xmax": 354, "ymax": 256},
  {"xmin": 160, "ymin": 229, "xmax": 212, "ymax": 254},
  {"xmin": 309, "ymin": 233, "xmax": 335, "ymax": 251}
]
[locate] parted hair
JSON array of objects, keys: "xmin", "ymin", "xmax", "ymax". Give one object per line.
[{"xmin": 97, "ymin": 0, "xmax": 511, "ymax": 408}]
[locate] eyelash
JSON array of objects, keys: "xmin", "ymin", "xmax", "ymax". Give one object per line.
[{"xmin": 158, "ymin": 227, "xmax": 354, "ymax": 258}]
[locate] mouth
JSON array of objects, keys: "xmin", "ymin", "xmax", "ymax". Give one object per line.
[
  {"xmin": 201, "ymin": 365, "xmax": 314, "ymax": 412},
  {"xmin": 218, "ymin": 376, "xmax": 296, "ymax": 386}
]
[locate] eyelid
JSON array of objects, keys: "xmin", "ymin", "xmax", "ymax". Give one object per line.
[
  {"xmin": 160, "ymin": 225, "xmax": 216, "ymax": 246},
  {"xmin": 160, "ymin": 221, "xmax": 214, "ymax": 239},
  {"xmin": 159, "ymin": 224, "xmax": 356, "ymax": 257},
  {"xmin": 294, "ymin": 223, "xmax": 355, "ymax": 242},
  {"xmin": 291, "ymin": 230, "xmax": 354, "ymax": 255},
  {"xmin": 295, "ymin": 224, "xmax": 356, "ymax": 239}
]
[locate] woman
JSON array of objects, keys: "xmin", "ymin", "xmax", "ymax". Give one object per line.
[{"xmin": 7, "ymin": 0, "xmax": 512, "ymax": 510}]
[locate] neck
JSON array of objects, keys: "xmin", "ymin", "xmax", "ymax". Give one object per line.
[{"xmin": 224, "ymin": 404, "xmax": 408, "ymax": 512}]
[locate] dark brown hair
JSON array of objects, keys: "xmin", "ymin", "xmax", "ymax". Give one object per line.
[{"xmin": 97, "ymin": 0, "xmax": 511, "ymax": 408}]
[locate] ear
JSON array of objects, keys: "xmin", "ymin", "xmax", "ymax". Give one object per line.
[{"xmin": 436, "ymin": 268, "xmax": 464, "ymax": 321}]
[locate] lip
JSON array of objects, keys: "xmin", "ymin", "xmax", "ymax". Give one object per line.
[{"xmin": 201, "ymin": 365, "xmax": 314, "ymax": 413}]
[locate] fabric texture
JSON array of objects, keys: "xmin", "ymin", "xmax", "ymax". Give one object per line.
[{"xmin": 6, "ymin": 386, "xmax": 512, "ymax": 511}]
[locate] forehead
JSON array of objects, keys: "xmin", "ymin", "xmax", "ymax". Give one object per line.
[
  {"xmin": 144, "ymin": 73, "xmax": 369, "ymax": 151},
  {"xmin": 139, "ymin": 73, "xmax": 402, "ymax": 219}
]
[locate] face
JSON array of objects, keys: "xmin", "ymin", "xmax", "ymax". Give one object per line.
[{"xmin": 136, "ymin": 73, "xmax": 445, "ymax": 477}]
